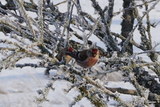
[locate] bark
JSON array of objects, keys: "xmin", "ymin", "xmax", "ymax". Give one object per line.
[
  {"xmin": 133, "ymin": 67, "xmax": 160, "ymax": 105},
  {"xmin": 121, "ymin": 0, "xmax": 135, "ymax": 55},
  {"xmin": 134, "ymin": 67, "xmax": 160, "ymax": 95}
]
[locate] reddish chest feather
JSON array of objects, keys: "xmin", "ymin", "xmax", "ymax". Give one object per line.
[{"xmin": 77, "ymin": 57, "xmax": 98, "ymax": 68}]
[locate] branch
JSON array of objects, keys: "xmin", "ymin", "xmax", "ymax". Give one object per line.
[
  {"xmin": 84, "ymin": 76, "xmax": 132, "ymax": 107},
  {"xmin": 121, "ymin": 0, "xmax": 160, "ymax": 54},
  {"xmin": 37, "ymin": 0, "xmax": 44, "ymax": 43},
  {"xmin": 14, "ymin": 0, "xmax": 36, "ymax": 37},
  {"xmin": 90, "ymin": 0, "xmax": 120, "ymax": 51},
  {"xmin": 105, "ymin": 87, "xmax": 137, "ymax": 95}
]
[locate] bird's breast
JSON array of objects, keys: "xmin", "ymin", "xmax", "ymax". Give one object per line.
[{"xmin": 77, "ymin": 57, "xmax": 98, "ymax": 68}]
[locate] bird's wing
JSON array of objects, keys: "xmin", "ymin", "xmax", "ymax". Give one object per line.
[
  {"xmin": 65, "ymin": 51, "xmax": 78, "ymax": 59},
  {"xmin": 76, "ymin": 50, "xmax": 88, "ymax": 61}
]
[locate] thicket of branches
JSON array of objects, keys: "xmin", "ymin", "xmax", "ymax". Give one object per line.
[{"xmin": 0, "ymin": 0, "xmax": 160, "ymax": 106}]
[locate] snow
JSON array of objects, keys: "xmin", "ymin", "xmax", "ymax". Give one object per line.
[
  {"xmin": 0, "ymin": 67, "xmax": 80, "ymax": 107},
  {"xmin": 0, "ymin": 67, "xmax": 46, "ymax": 107},
  {"xmin": 0, "ymin": 0, "xmax": 160, "ymax": 107},
  {"xmin": 106, "ymin": 81, "xmax": 136, "ymax": 90}
]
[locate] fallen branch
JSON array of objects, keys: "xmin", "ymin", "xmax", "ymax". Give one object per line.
[{"xmin": 105, "ymin": 87, "xmax": 137, "ymax": 95}]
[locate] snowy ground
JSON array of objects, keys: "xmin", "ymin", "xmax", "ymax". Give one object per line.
[
  {"xmin": 0, "ymin": 0, "xmax": 160, "ymax": 107},
  {"xmin": 0, "ymin": 58, "xmax": 137, "ymax": 107}
]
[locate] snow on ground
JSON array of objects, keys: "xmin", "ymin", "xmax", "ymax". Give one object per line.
[
  {"xmin": 0, "ymin": 67, "xmax": 46, "ymax": 107},
  {"xmin": 0, "ymin": 66, "xmax": 78, "ymax": 107},
  {"xmin": 0, "ymin": 57, "xmax": 96, "ymax": 107},
  {"xmin": 0, "ymin": 65, "xmax": 136, "ymax": 107}
]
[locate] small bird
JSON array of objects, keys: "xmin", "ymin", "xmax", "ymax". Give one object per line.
[
  {"xmin": 65, "ymin": 48, "xmax": 99, "ymax": 68},
  {"xmin": 45, "ymin": 47, "xmax": 74, "ymax": 75},
  {"xmin": 56, "ymin": 47, "xmax": 74, "ymax": 64}
]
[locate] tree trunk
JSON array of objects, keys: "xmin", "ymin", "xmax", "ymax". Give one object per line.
[{"xmin": 121, "ymin": 0, "xmax": 135, "ymax": 55}]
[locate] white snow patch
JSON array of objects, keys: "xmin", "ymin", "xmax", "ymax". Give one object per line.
[{"xmin": 106, "ymin": 81, "xmax": 136, "ymax": 90}]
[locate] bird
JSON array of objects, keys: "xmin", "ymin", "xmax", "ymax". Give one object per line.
[
  {"xmin": 65, "ymin": 48, "xmax": 99, "ymax": 68},
  {"xmin": 44, "ymin": 47, "xmax": 74, "ymax": 75},
  {"xmin": 56, "ymin": 47, "xmax": 74, "ymax": 64}
]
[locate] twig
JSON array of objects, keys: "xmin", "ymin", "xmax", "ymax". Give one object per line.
[
  {"xmin": 16, "ymin": 63, "xmax": 39, "ymax": 68},
  {"xmin": 143, "ymin": 0, "xmax": 152, "ymax": 45},
  {"xmin": 90, "ymin": 0, "xmax": 120, "ymax": 51},
  {"xmin": 37, "ymin": 0, "xmax": 44, "ymax": 43},
  {"xmin": 84, "ymin": 76, "xmax": 132, "ymax": 107},
  {"xmin": 106, "ymin": 0, "xmax": 114, "ymax": 27},
  {"xmin": 105, "ymin": 87, "xmax": 137, "ymax": 95},
  {"xmin": 14, "ymin": 0, "xmax": 36, "ymax": 37},
  {"xmin": 54, "ymin": 0, "xmax": 67, "ymax": 7},
  {"xmin": 122, "ymin": 0, "xmax": 160, "ymax": 53},
  {"xmin": 113, "ymin": 0, "xmax": 156, "ymax": 16}
]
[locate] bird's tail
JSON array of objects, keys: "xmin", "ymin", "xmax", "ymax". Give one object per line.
[
  {"xmin": 56, "ymin": 47, "xmax": 74, "ymax": 61},
  {"xmin": 65, "ymin": 51, "xmax": 78, "ymax": 59}
]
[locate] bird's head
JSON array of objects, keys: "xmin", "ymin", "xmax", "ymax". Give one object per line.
[{"xmin": 91, "ymin": 48, "xmax": 99, "ymax": 57}]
